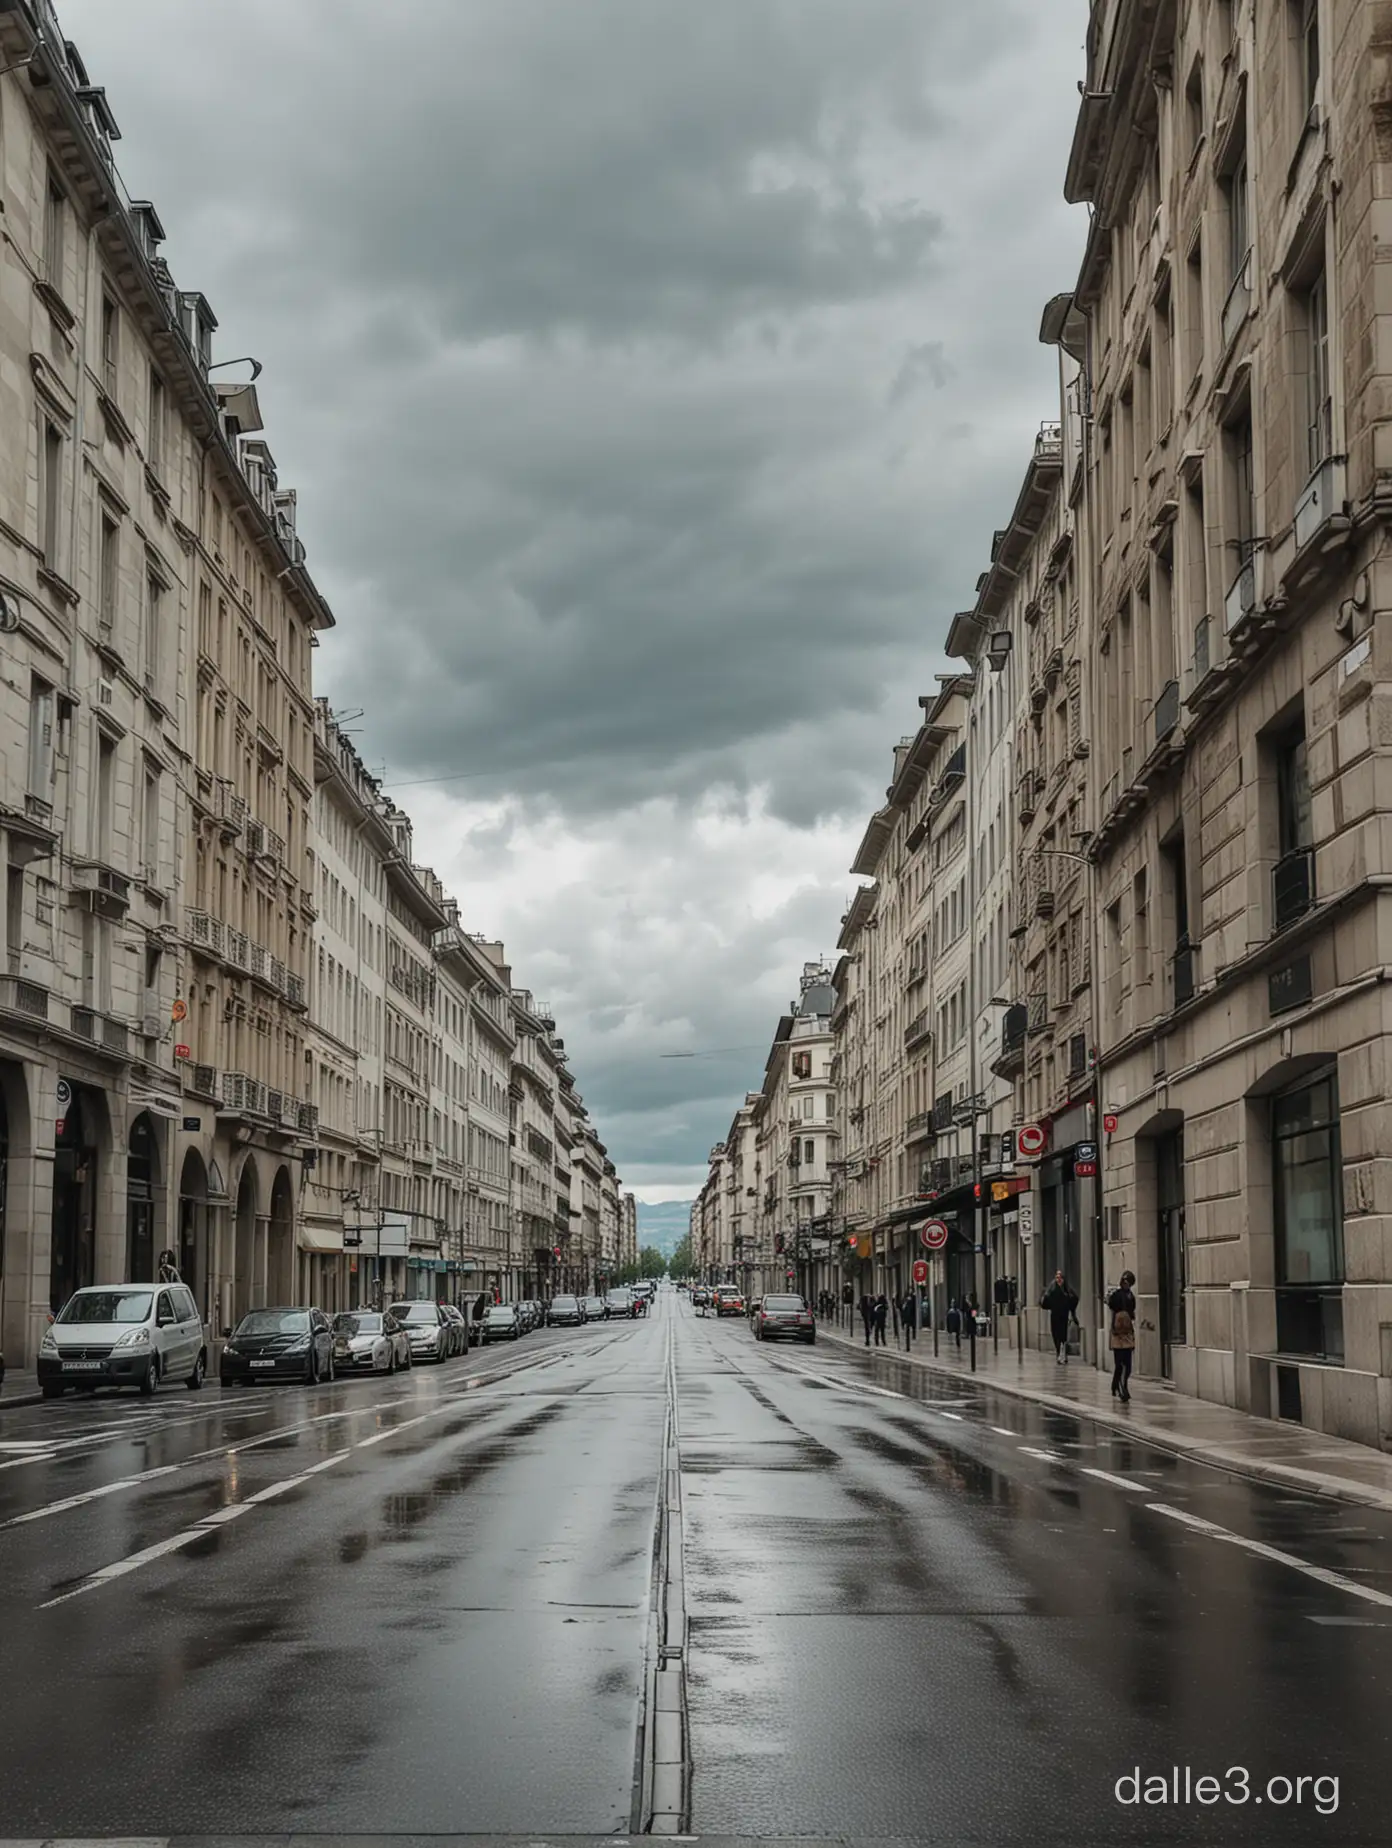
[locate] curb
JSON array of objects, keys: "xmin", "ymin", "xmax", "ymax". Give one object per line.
[{"xmin": 819, "ymin": 1325, "xmax": 1392, "ymax": 1515}]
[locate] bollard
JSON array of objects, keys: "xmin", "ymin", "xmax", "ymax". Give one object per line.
[
  {"xmin": 969, "ymin": 1315, "xmax": 977, "ymax": 1373},
  {"xmin": 993, "ymin": 1310, "xmax": 999, "ymax": 1356}
]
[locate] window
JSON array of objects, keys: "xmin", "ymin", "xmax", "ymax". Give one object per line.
[
  {"xmin": 142, "ymin": 762, "xmax": 161, "ymax": 878},
  {"xmin": 1277, "ymin": 725, "xmax": 1313, "ymax": 858},
  {"xmin": 44, "ymin": 168, "xmax": 65, "ymax": 288},
  {"xmin": 1223, "ymin": 409, "xmax": 1256, "ymax": 590},
  {"xmin": 1153, "ymin": 278, "xmax": 1174, "ymax": 436},
  {"xmin": 41, "ymin": 422, "xmax": 63, "ymax": 566},
  {"xmin": 803, "ymin": 1140, "xmax": 815, "ymax": 1165},
  {"xmin": 1225, "ymin": 148, "xmax": 1249, "ymax": 289},
  {"xmin": 147, "ymin": 368, "xmax": 166, "ymax": 472},
  {"xmin": 1301, "ymin": 266, "xmax": 1331, "ymax": 476},
  {"xmin": 28, "ymin": 679, "xmax": 55, "ymax": 796},
  {"xmin": 144, "ymin": 569, "xmax": 164, "ymax": 688},
  {"xmin": 1183, "ymin": 234, "xmax": 1204, "ymax": 384},
  {"xmin": 98, "ymin": 513, "xmax": 119, "ymax": 627},
  {"xmin": 87, "ymin": 737, "xmax": 116, "ymax": 871},
  {"xmin": 101, "ymin": 294, "xmax": 119, "ymax": 395},
  {"xmin": 1273, "ymin": 1070, "xmax": 1343, "ymax": 1359},
  {"xmin": 1296, "ymin": 0, "xmax": 1320, "ymax": 122},
  {"xmin": 1184, "ymin": 58, "xmax": 1204, "ymax": 161}
]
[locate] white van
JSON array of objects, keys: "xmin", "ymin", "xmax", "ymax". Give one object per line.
[{"xmin": 37, "ymin": 1282, "xmax": 207, "ymax": 1397}]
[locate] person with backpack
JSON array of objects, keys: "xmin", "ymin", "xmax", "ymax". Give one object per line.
[
  {"xmin": 871, "ymin": 1292, "xmax": 889, "ymax": 1347},
  {"xmin": 1041, "ymin": 1270, "xmax": 1078, "ymax": 1363},
  {"xmin": 1108, "ymin": 1270, "xmax": 1137, "ymax": 1401},
  {"xmin": 946, "ymin": 1299, "xmax": 962, "ymax": 1346}
]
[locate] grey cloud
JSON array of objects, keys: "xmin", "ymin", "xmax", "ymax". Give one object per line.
[{"xmin": 60, "ymin": 0, "xmax": 1087, "ymax": 1181}]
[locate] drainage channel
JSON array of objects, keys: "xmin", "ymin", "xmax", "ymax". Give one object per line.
[{"xmin": 632, "ymin": 1320, "xmax": 691, "ymax": 1834}]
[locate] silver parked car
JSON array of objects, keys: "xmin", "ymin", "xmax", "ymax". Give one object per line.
[
  {"xmin": 331, "ymin": 1310, "xmax": 411, "ymax": 1374},
  {"xmin": 38, "ymin": 1282, "xmax": 206, "ymax": 1398},
  {"xmin": 440, "ymin": 1302, "xmax": 470, "ymax": 1356},
  {"xmin": 483, "ymin": 1304, "xmax": 522, "ymax": 1342},
  {"xmin": 583, "ymin": 1294, "xmax": 607, "ymax": 1321},
  {"xmin": 388, "ymin": 1301, "xmax": 452, "ymax": 1362}
]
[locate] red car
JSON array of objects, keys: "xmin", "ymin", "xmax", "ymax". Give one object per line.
[
  {"xmin": 754, "ymin": 1294, "xmax": 815, "ymax": 1344},
  {"xmin": 714, "ymin": 1287, "xmax": 745, "ymax": 1317}
]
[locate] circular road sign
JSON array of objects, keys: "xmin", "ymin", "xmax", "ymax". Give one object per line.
[
  {"xmin": 911, "ymin": 1258, "xmax": 929, "ymax": 1285},
  {"xmin": 1017, "ymin": 1123, "xmax": 1047, "ymax": 1158},
  {"xmin": 919, "ymin": 1219, "xmax": 949, "ymax": 1251}
]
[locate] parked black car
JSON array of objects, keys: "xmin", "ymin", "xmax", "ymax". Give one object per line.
[
  {"xmin": 547, "ymin": 1294, "xmax": 584, "ymax": 1326},
  {"xmin": 221, "ymin": 1307, "xmax": 335, "ymax": 1385}
]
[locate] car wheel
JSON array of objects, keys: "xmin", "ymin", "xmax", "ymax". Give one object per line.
[
  {"xmin": 804, "ymin": 1335, "xmax": 816, "ymax": 1345},
  {"xmin": 186, "ymin": 1350, "xmax": 206, "ymax": 1390},
  {"xmin": 220, "ymin": 1375, "xmax": 236, "ymax": 1388},
  {"xmin": 41, "ymin": 1382, "xmax": 64, "ymax": 1398},
  {"xmin": 139, "ymin": 1357, "xmax": 160, "ymax": 1397}
]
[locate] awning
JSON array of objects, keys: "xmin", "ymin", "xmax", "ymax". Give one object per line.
[{"xmin": 297, "ymin": 1223, "xmax": 345, "ymax": 1254}]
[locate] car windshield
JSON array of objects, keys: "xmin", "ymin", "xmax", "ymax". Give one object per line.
[
  {"xmin": 392, "ymin": 1304, "xmax": 437, "ymax": 1324},
  {"xmin": 235, "ymin": 1309, "xmax": 309, "ymax": 1335},
  {"xmin": 486, "ymin": 1307, "xmax": 515, "ymax": 1321},
  {"xmin": 57, "ymin": 1289, "xmax": 153, "ymax": 1325},
  {"xmin": 552, "ymin": 1296, "xmax": 578, "ymax": 1309},
  {"xmin": 334, "ymin": 1313, "xmax": 381, "ymax": 1334},
  {"xmin": 764, "ymin": 1296, "xmax": 805, "ymax": 1311}
]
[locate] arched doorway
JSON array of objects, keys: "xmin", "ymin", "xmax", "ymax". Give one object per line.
[
  {"xmin": 268, "ymin": 1166, "xmax": 295, "ymax": 1305},
  {"xmin": 126, "ymin": 1112, "xmax": 161, "ymax": 1282},
  {"xmin": 51, "ymin": 1086, "xmax": 100, "ymax": 1311},
  {"xmin": 177, "ymin": 1146, "xmax": 208, "ymax": 1317},
  {"xmin": 233, "ymin": 1162, "xmax": 259, "ymax": 1323}
]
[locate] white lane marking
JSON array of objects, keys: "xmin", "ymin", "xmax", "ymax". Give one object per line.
[
  {"xmin": 1079, "ymin": 1466, "xmax": 1150, "ymax": 1493},
  {"xmin": 0, "ymin": 1440, "xmax": 64, "ymax": 1453},
  {"xmin": 1148, "ymin": 1503, "xmax": 1392, "ymax": 1609},
  {"xmin": 0, "ymin": 1464, "xmax": 182, "ymax": 1529},
  {"xmin": 39, "ymin": 1452, "xmax": 354, "ymax": 1606},
  {"xmin": 770, "ymin": 1358, "xmax": 904, "ymax": 1399},
  {"xmin": 34, "ymin": 1357, "xmax": 569, "ymax": 1605},
  {"xmin": 929, "ymin": 1409, "xmax": 964, "ymax": 1421},
  {"xmin": 1018, "ymin": 1446, "xmax": 1066, "ymax": 1463},
  {"xmin": 990, "ymin": 1426, "xmax": 1016, "ymax": 1437}
]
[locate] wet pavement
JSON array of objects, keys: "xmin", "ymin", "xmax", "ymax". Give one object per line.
[{"xmin": 0, "ymin": 1291, "xmax": 1387, "ymax": 1844}]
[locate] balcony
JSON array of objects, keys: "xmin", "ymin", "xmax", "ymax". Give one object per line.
[
  {"xmin": 1220, "ymin": 251, "xmax": 1252, "ymax": 351},
  {"xmin": 991, "ymin": 1003, "xmax": 1028, "ymax": 1078},
  {"xmin": 0, "ymin": 974, "xmax": 50, "ymax": 1024},
  {"xmin": 1273, "ymin": 848, "xmax": 1314, "ymax": 933},
  {"xmin": 217, "ymin": 782, "xmax": 247, "ymax": 837},
  {"xmin": 187, "ymin": 910, "xmax": 225, "ymax": 959},
  {"xmin": 903, "ymin": 1009, "xmax": 932, "ymax": 1050},
  {"xmin": 225, "ymin": 929, "xmax": 250, "ymax": 971},
  {"xmin": 905, "ymin": 1110, "xmax": 935, "ymax": 1144},
  {"xmin": 71, "ymin": 861, "xmax": 131, "ymax": 920},
  {"xmin": 219, "ymin": 1072, "xmax": 268, "ymax": 1117},
  {"xmin": 285, "ymin": 971, "xmax": 306, "ymax": 1009},
  {"xmin": 190, "ymin": 1064, "xmax": 219, "ymax": 1100},
  {"xmin": 1224, "ymin": 554, "xmax": 1258, "ymax": 634}
]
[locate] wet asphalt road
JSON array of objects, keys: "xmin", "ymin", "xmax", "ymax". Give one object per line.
[{"xmin": 0, "ymin": 1289, "xmax": 1387, "ymax": 1845}]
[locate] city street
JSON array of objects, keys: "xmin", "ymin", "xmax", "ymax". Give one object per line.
[{"xmin": 0, "ymin": 1288, "xmax": 1387, "ymax": 1843}]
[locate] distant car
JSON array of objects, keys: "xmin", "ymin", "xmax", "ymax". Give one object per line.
[
  {"xmin": 483, "ymin": 1304, "xmax": 522, "ymax": 1342},
  {"xmin": 754, "ymin": 1294, "xmax": 816, "ymax": 1345},
  {"xmin": 515, "ymin": 1300, "xmax": 539, "ymax": 1333},
  {"xmin": 605, "ymin": 1287, "xmax": 637, "ymax": 1318},
  {"xmin": 692, "ymin": 1286, "xmax": 710, "ymax": 1314},
  {"xmin": 440, "ymin": 1303, "xmax": 470, "ymax": 1355},
  {"xmin": 331, "ymin": 1310, "xmax": 411, "ymax": 1374},
  {"xmin": 714, "ymin": 1287, "xmax": 745, "ymax": 1318},
  {"xmin": 221, "ymin": 1307, "xmax": 335, "ymax": 1385},
  {"xmin": 388, "ymin": 1301, "xmax": 452, "ymax": 1362},
  {"xmin": 547, "ymin": 1294, "xmax": 584, "ymax": 1327},
  {"xmin": 583, "ymin": 1294, "xmax": 607, "ymax": 1321}
]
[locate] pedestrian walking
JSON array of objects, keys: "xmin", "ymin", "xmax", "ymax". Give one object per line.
[
  {"xmin": 859, "ymin": 1292, "xmax": 874, "ymax": 1347},
  {"xmin": 156, "ymin": 1248, "xmax": 181, "ymax": 1284},
  {"xmin": 1108, "ymin": 1270, "xmax": 1137, "ymax": 1402},
  {"xmin": 901, "ymin": 1290, "xmax": 917, "ymax": 1341},
  {"xmin": 946, "ymin": 1300, "xmax": 962, "ymax": 1346},
  {"xmin": 1041, "ymin": 1270, "xmax": 1078, "ymax": 1363},
  {"xmin": 872, "ymin": 1292, "xmax": 889, "ymax": 1347}
]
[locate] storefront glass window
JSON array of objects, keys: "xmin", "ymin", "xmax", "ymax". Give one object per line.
[{"xmin": 1273, "ymin": 1069, "xmax": 1343, "ymax": 1360}]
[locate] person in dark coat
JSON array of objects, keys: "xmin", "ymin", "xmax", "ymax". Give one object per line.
[
  {"xmin": 1041, "ymin": 1270, "xmax": 1078, "ymax": 1363},
  {"xmin": 946, "ymin": 1300, "xmax": 962, "ymax": 1345},
  {"xmin": 900, "ymin": 1291, "xmax": 917, "ymax": 1341},
  {"xmin": 859, "ymin": 1293, "xmax": 874, "ymax": 1347},
  {"xmin": 871, "ymin": 1293, "xmax": 889, "ymax": 1347},
  {"xmin": 1108, "ymin": 1271, "xmax": 1137, "ymax": 1401}
]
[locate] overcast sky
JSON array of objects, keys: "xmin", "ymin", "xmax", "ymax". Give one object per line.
[{"xmin": 62, "ymin": 0, "xmax": 1086, "ymax": 1203}]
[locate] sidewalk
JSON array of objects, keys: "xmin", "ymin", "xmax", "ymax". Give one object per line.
[
  {"xmin": 0, "ymin": 1367, "xmax": 43, "ymax": 1409},
  {"xmin": 820, "ymin": 1317, "xmax": 1392, "ymax": 1513}
]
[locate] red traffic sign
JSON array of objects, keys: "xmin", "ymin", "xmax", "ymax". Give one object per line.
[
  {"xmin": 1017, "ymin": 1123, "xmax": 1047, "ymax": 1158},
  {"xmin": 1103, "ymin": 1113, "xmax": 1118, "ymax": 1135},
  {"xmin": 912, "ymin": 1258, "xmax": 929, "ymax": 1284},
  {"xmin": 919, "ymin": 1219, "xmax": 949, "ymax": 1251},
  {"xmin": 1074, "ymin": 1159, "xmax": 1098, "ymax": 1177},
  {"xmin": 173, "ymin": 1043, "xmax": 191, "ymax": 1061}
]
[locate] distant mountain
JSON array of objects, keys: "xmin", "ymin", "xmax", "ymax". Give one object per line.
[{"xmin": 637, "ymin": 1200, "xmax": 695, "ymax": 1258}]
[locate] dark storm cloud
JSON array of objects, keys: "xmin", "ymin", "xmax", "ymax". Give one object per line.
[{"xmin": 59, "ymin": 0, "xmax": 1086, "ymax": 1183}]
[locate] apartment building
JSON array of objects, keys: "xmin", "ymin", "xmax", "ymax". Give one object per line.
[
  {"xmin": 460, "ymin": 937, "xmax": 516, "ymax": 1296},
  {"xmin": 621, "ymin": 1191, "xmax": 638, "ymax": 1271},
  {"xmin": 509, "ymin": 988, "xmax": 561, "ymax": 1295},
  {"xmin": 1057, "ymin": 0, "xmax": 1392, "ymax": 1443},
  {"xmin": 303, "ymin": 701, "xmax": 391, "ymax": 1311}
]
